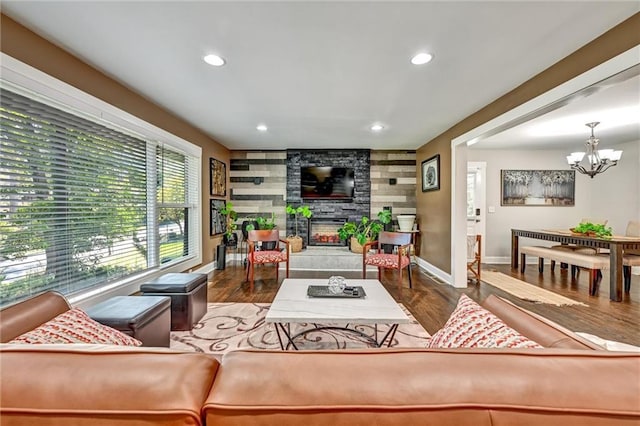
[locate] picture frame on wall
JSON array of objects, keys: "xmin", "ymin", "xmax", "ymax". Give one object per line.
[
  {"xmin": 210, "ymin": 158, "xmax": 226, "ymax": 197},
  {"xmin": 210, "ymin": 199, "xmax": 227, "ymax": 236},
  {"xmin": 421, "ymin": 154, "xmax": 440, "ymax": 192},
  {"xmin": 501, "ymin": 169, "xmax": 575, "ymax": 206}
]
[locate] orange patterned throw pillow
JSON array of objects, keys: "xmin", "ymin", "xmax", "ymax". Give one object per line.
[
  {"xmin": 9, "ymin": 308, "xmax": 142, "ymax": 346},
  {"xmin": 428, "ymin": 294, "xmax": 543, "ymax": 349}
]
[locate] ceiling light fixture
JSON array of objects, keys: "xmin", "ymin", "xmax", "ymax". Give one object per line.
[
  {"xmin": 411, "ymin": 52, "xmax": 433, "ymax": 65},
  {"xmin": 256, "ymin": 124, "xmax": 268, "ymax": 132},
  {"xmin": 203, "ymin": 54, "xmax": 225, "ymax": 67},
  {"xmin": 566, "ymin": 122, "xmax": 622, "ymax": 178},
  {"xmin": 370, "ymin": 124, "xmax": 384, "ymax": 132}
]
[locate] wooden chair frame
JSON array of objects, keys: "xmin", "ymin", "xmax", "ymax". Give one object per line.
[
  {"xmin": 467, "ymin": 234, "xmax": 482, "ymax": 282},
  {"xmin": 246, "ymin": 229, "xmax": 290, "ymax": 290},
  {"xmin": 362, "ymin": 231, "xmax": 412, "ymax": 289}
]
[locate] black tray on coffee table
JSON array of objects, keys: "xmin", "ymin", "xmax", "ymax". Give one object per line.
[{"xmin": 307, "ymin": 285, "xmax": 366, "ymax": 298}]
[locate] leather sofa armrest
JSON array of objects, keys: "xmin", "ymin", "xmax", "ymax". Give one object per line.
[
  {"xmin": 0, "ymin": 291, "xmax": 71, "ymax": 342},
  {"xmin": 481, "ymin": 294, "xmax": 602, "ymax": 349}
]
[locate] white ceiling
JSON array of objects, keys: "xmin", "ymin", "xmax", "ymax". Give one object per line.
[
  {"xmin": 473, "ymin": 70, "xmax": 640, "ymax": 150},
  {"xmin": 2, "ymin": 1, "xmax": 639, "ymax": 151}
]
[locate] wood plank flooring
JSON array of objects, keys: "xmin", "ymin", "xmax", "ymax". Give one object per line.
[{"xmin": 207, "ymin": 262, "xmax": 640, "ymax": 347}]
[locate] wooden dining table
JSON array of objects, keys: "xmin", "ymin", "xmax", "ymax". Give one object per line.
[{"xmin": 511, "ymin": 228, "xmax": 640, "ymax": 302}]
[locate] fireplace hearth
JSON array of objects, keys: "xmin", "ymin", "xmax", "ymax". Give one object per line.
[{"xmin": 309, "ymin": 218, "xmax": 346, "ymax": 246}]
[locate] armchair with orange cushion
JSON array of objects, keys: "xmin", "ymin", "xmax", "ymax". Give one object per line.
[
  {"xmin": 246, "ymin": 229, "xmax": 289, "ymax": 290},
  {"xmin": 362, "ymin": 231, "xmax": 412, "ymax": 288}
]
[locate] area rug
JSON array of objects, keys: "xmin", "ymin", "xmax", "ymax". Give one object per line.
[
  {"xmin": 170, "ymin": 302, "xmax": 431, "ymax": 358},
  {"xmin": 481, "ymin": 271, "xmax": 587, "ymax": 307}
]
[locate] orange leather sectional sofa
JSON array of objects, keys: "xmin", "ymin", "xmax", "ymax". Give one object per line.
[{"xmin": 1, "ymin": 291, "xmax": 639, "ymax": 425}]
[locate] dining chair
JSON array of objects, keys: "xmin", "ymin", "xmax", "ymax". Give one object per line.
[
  {"xmin": 467, "ymin": 234, "xmax": 482, "ymax": 283},
  {"xmin": 246, "ymin": 229, "xmax": 289, "ymax": 290},
  {"xmin": 622, "ymin": 220, "xmax": 640, "ymax": 292},
  {"xmin": 362, "ymin": 231, "xmax": 412, "ymax": 288}
]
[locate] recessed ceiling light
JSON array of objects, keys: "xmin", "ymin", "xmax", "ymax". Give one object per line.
[
  {"xmin": 256, "ymin": 124, "xmax": 268, "ymax": 132},
  {"xmin": 370, "ymin": 124, "xmax": 384, "ymax": 132},
  {"xmin": 411, "ymin": 52, "xmax": 433, "ymax": 65},
  {"xmin": 203, "ymin": 54, "xmax": 225, "ymax": 67}
]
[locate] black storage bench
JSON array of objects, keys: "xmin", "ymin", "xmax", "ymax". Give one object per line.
[
  {"xmin": 140, "ymin": 273, "xmax": 208, "ymax": 331},
  {"xmin": 86, "ymin": 296, "xmax": 171, "ymax": 347}
]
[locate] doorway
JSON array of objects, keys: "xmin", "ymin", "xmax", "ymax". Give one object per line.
[
  {"xmin": 450, "ymin": 46, "xmax": 640, "ymax": 288},
  {"xmin": 467, "ymin": 162, "xmax": 486, "ymax": 258}
]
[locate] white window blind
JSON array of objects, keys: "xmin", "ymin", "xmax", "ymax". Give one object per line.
[{"xmin": 0, "ymin": 88, "xmax": 199, "ymax": 307}]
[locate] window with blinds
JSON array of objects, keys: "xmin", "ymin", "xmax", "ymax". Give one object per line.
[{"xmin": 0, "ymin": 88, "xmax": 199, "ymax": 308}]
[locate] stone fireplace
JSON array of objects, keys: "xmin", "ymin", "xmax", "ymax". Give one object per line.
[
  {"xmin": 285, "ymin": 149, "xmax": 371, "ymax": 249},
  {"xmin": 308, "ymin": 218, "xmax": 346, "ymax": 246}
]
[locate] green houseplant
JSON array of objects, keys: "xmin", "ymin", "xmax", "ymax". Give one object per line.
[
  {"xmin": 254, "ymin": 213, "xmax": 277, "ymax": 230},
  {"xmin": 570, "ymin": 222, "xmax": 612, "ymax": 238},
  {"xmin": 220, "ymin": 202, "xmax": 238, "ymax": 244},
  {"xmin": 337, "ymin": 210, "xmax": 392, "ymax": 253},
  {"xmin": 286, "ymin": 204, "xmax": 313, "ymax": 252}
]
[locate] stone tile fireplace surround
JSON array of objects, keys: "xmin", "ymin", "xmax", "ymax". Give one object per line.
[{"xmin": 286, "ymin": 150, "xmax": 370, "ymax": 248}]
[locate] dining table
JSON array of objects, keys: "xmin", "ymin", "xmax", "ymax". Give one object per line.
[{"xmin": 511, "ymin": 228, "xmax": 640, "ymax": 302}]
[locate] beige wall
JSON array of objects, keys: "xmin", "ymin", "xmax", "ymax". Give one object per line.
[
  {"xmin": 416, "ymin": 13, "xmax": 640, "ymax": 274},
  {"xmin": 0, "ymin": 14, "xmax": 230, "ymax": 266}
]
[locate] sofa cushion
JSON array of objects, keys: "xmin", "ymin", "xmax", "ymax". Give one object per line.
[
  {"xmin": 428, "ymin": 295, "xmax": 543, "ymax": 349},
  {"xmin": 8, "ymin": 308, "xmax": 142, "ymax": 346},
  {"xmin": 0, "ymin": 345, "xmax": 219, "ymax": 426}
]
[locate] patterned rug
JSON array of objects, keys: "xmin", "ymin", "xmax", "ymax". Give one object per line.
[
  {"xmin": 170, "ymin": 302, "xmax": 431, "ymax": 358},
  {"xmin": 481, "ymin": 271, "xmax": 588, "ymax": 307}
]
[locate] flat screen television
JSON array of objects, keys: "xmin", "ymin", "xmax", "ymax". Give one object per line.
[{"xmin": 301, "ymin": 166, "xmax": 355, "ymax": 199}]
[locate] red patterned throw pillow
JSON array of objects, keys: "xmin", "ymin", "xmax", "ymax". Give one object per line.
[
  {"xmin": 9, "ymin": 308, "xmax": 142, "ymax": 346},
  {"xmin": 428, "ymin": 294, "xmax": 543, "ymax": 349}
]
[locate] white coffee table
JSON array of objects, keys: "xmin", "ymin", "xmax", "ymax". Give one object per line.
[{"xmin": 265, "ymin": 278, "xmax": 410, "ymax": 350}]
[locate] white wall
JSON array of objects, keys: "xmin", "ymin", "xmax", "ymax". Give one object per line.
[
  {"xmin": 588, "ymin": 139, "xmax": 640, "ymax": 234},
  {"xmin": 466, "ymin": 147, "xmax": 636, "ymax": 262}
]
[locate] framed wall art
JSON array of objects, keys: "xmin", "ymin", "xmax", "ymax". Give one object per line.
[
  {"xmin": 501, "ymin": 169, "xmax": 575, "ymax": 206},
  {"xmin": 421, "ymin": 154, "xmax": 440, "ymax": 192},
  {"xmin": 210, "ymin": 158, "xmax": 226, "ymax": 197},
  {"xmin": 210, "ymin": 199, "xmax": 227, "ymax": 236}
]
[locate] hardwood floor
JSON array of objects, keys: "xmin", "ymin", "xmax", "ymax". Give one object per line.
[{"xmin": 207, "ymin": 262, "xmax": 640, "ymax": 347}]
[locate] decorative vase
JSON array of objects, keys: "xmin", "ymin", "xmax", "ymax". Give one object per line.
[{"xmin": 397, "ymin": 215, "xmax": 416, "ymax": 232}]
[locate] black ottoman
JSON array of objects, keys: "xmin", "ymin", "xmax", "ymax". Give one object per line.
[
  {"xmin": 86, "ymin": 296, "xmax": 171, "ymax": 347},
  {"xmin": 140, "ymin": 273, "xmax": 208, "ymax": 331}
]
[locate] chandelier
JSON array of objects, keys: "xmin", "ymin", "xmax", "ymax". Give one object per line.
[{"xmin": 566, "ymin": 122, "xmax": 623, "ymax": 178}]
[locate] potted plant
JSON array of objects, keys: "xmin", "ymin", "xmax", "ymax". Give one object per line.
[
  {"xmin": 396, "ymin": 214, "xmax": 416, "ymax": 232},
  {"xmin": 570, "ymin": 222, "xmax": 612, "ymax": 238},
  {"xmin": 214, "ymin": 202, "xmax": 238, "ymax": 270},
  {"xmin": 247, "ymin": 212, "xmax": 277, "ymax": 249},
  {"xmin": 220, "ymin": 202, "xmax": 238, "ymax": 244},
  {"xmin": 337, "ymin": 210, "xmax": 392, "ymax": 253},
  {"xmin": 286, "ymin": 204, "xmax": 313, "ymax": 252}
]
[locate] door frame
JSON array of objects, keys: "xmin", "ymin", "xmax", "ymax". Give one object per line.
[{"xmin": 450, "ymin": 46, "xmax": 640, "ymax": 288}]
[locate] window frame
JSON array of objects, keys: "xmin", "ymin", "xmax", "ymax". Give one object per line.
[{"xmin": 0, "ymin": 53, "xmax": 202, "ymax": 308}]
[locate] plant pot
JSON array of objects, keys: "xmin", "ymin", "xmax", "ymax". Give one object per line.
[
  {"xmin": 287, "ymin": 236, "xmax": 303, "ymax": 253},
  {"xmin": 397, "ymin": 214, "xmax": 416, "ymax": 232},
  {"xmin": 215, "ymin": 243, "xmax": 226, "ymax": 270},
  {"xmin": 349, "ymin": 236, "xmax": 367, "ymax": 254}
]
